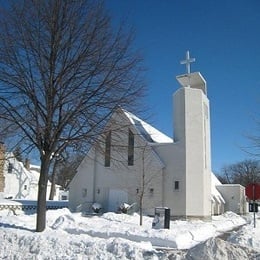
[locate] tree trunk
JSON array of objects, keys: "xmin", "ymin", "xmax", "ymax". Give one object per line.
[
  {"xmin": 139, "ymin": 150, "xmax": 145, "ymax": 226},
  {"xmin": 36, "ymin": 157, "xmax": 51, "ymax": 232},
  {"xmin": 139, "ymin": 193, "xmax": 144, "ymax": 226},
  {"xmin": 139, "ymin": 204, "xmax": 143, "ymax": 226},
  {"xmin": 49, "ymin": 172, "xmax": 56, "ymax": 200},
  {"xmin": 49, "ymin": 160, "xmax": 58, "ymax": 200}
]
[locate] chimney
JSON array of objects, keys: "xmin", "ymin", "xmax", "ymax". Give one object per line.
[
  {"xmin": 0, "ymin": 142, "xmax": 6, "ymax": 192},
  {"xmin": 24, "ymin": 158, "xmax": 30, "ymax": 171}
]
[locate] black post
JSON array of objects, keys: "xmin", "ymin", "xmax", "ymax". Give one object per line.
[{"xmin": 164, "ymin": 208, "xmax": 170, "ymax": 229}]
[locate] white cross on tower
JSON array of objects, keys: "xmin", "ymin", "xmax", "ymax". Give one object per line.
[{"xmin": 180, "ymin": 50, "xmax": 195, "ymax": 74}]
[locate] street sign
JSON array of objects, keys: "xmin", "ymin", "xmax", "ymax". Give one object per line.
[
  {"xmin": 246, "ymin": 183, "xmax": 260, "ymax": 229},
  {"xmin": 245, "ymin": 183, "xmax": 260, "ymax": 200},
  {"xmin": 249, "ymin": 202, "xmax": 258, "ymax": 213}
]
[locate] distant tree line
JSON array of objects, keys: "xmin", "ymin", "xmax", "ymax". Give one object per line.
[{"xmin": 217, "ymin": 159, "xmax": 260, "ymax": 187}]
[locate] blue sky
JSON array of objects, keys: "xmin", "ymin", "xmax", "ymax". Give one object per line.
[{"xmin": 105, "ymin": 0, "xmax": 260, "ymax": 173}]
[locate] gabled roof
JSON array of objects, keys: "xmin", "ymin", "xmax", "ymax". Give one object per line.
[{"xmin": 122, "ymin": 109, "xmax": 173, "ymax": 144}]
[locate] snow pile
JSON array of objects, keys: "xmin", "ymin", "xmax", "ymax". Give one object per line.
[
  {"xmin": 91, "ymin": 202, "xmax": 102, "ymax": 213},
  {"xmin": 186, "ymin": 238, "xmax": 259, "ymax": 260},
  {"xmin": 228, "ymin": 216, "xmax": 260, "ymax": 251},
  {"xmin": 0, "ymin": 208, "xmax": 259, "ymax": 259}
]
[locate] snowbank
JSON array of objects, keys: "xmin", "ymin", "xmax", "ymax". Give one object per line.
[{"xmin": 0, "ymin": 208, "xmax": 259, "ymax": 259}]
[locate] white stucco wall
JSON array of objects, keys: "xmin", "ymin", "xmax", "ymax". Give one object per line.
[
  {"xmin": 69, "ymin": 111, "xmax": 165, "ymax": 214},
  {"xmin": 173, "ymin": 86, "xmax": 211, "ymax": 218},
  {"xmin": 153, "ymin": 142, "xmax": 186, "ymax": 216},
  {"xmin": 216, "ymin": 185, "xmax": 246, "ymax": 214},
  {"xmin": 68, "ymin": 148, "xmax": 96, "ymax": 212}
]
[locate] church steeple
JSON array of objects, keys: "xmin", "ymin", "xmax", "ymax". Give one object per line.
[
  {"xmin": 172, "ymin": 51, "xmax": 212, "ymax": 219},
  {"xmin": 176, "ymin": 51, "xmax": 207, "ymax": 95}
]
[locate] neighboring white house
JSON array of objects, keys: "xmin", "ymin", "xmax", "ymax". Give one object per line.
[
  {"xmin": 69, "ymin": 53, "xmax": 247, "ymax": 218},
  {"xmin": 0, "ymin": 148, "xmax": 60, "ymax": 200}
]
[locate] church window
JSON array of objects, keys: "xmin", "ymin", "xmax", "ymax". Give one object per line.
[
  {"xmin": 8, "ymin": 163, "xmax": 13, "ymax": 173},
  {"xmin": 149, "ymin": 188, "xmax": 154, "ymax": 197},
  {"xmin": 174, "ymin": 181, "xmax": 179, "ymax": 190},
  {"xmin": 105, "ymin": 131, "xmax": 111, "ymax": 167},
  {"xmin": 128, "ymin": 129, "xmax": 134, "ymax": 166}
]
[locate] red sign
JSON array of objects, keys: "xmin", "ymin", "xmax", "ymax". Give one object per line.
[{"xmin": 245, "ymin": 183, "xmax": 260, "ymax": 200}]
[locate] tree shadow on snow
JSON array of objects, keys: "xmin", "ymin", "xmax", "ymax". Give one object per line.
[{"xmin": 0, "ymin": 222, "xmax": 34, "ymax": 232}]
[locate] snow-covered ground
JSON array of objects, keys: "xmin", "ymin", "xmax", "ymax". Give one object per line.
[{"xmin": 0, "ymin": 205, "xmax": 259, "ymax": 259}]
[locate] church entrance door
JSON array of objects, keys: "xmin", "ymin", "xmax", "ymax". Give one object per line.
[{"xmin": 108, "ymin": 189, "xmax": 128, "ymax": 212}]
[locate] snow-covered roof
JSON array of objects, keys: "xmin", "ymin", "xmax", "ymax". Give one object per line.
[
  {"xmin": 211, "ymin": 172, "xmax": 225, "ymax": 204},
  {"xmin": 4, "ymin": 153, "xmax": 50, "ymax": 185},
  {"xmin": 30, "ymin": 164, "xmax": 40, "ymax": 172},
  {"xmin": 122, "ymin": 109, "xmax": 173, "ymax": 143}
]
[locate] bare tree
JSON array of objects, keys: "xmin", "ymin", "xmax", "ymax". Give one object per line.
[
  {"xmin": 0, "ymin": 143, "xmax": 5, "ymax": 193},
  {"xmin": 136, "ymin": 144, "xmax": 162, "ymax": 226},
  {"xmin": 49, "ymin": 151, "xmax": 84, "ymax": 199},
  {"xmin": 218, "ymin": 159, "xmax": 260, "ymax": 187},
  {"xmin": 0, "ymin": 0, "xmax": 145, "ymax": 231},
  {"xmin": 246, "ymin": 116, "xmax": 260, "ymax": 158},
  {"xmin": 13, "ymin": 146, "xmax": 23, "ymax": 162}
]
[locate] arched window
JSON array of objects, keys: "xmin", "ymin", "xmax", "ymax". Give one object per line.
[
  {"xmin": 105, "ymin": 131, "xmax": 111, "ymax": 167},
  {"xmin": 128, "ymin": 129, "xmax": 134, "ymax": 166}
]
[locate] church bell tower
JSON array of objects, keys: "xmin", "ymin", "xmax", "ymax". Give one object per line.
[{"xmin": 173, "ymin": 51, "xmax": 212, "ymax": 219}]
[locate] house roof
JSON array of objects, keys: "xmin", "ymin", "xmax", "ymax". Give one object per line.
[
  {"xmin": 122, "ymin": 109, "xmax": 173, "ymax": 144},
  {"xmin": 211, "ymin": 172, "xmax": 225, "ymax": 204},
  {"xmin": 5, "ymin": 152, "xmax": 51, "ymax": 185}
]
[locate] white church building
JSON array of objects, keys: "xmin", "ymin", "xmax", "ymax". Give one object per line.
[{"xmin": 69, "ymin": 52, "xmax": 247, "ymax": 218}]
